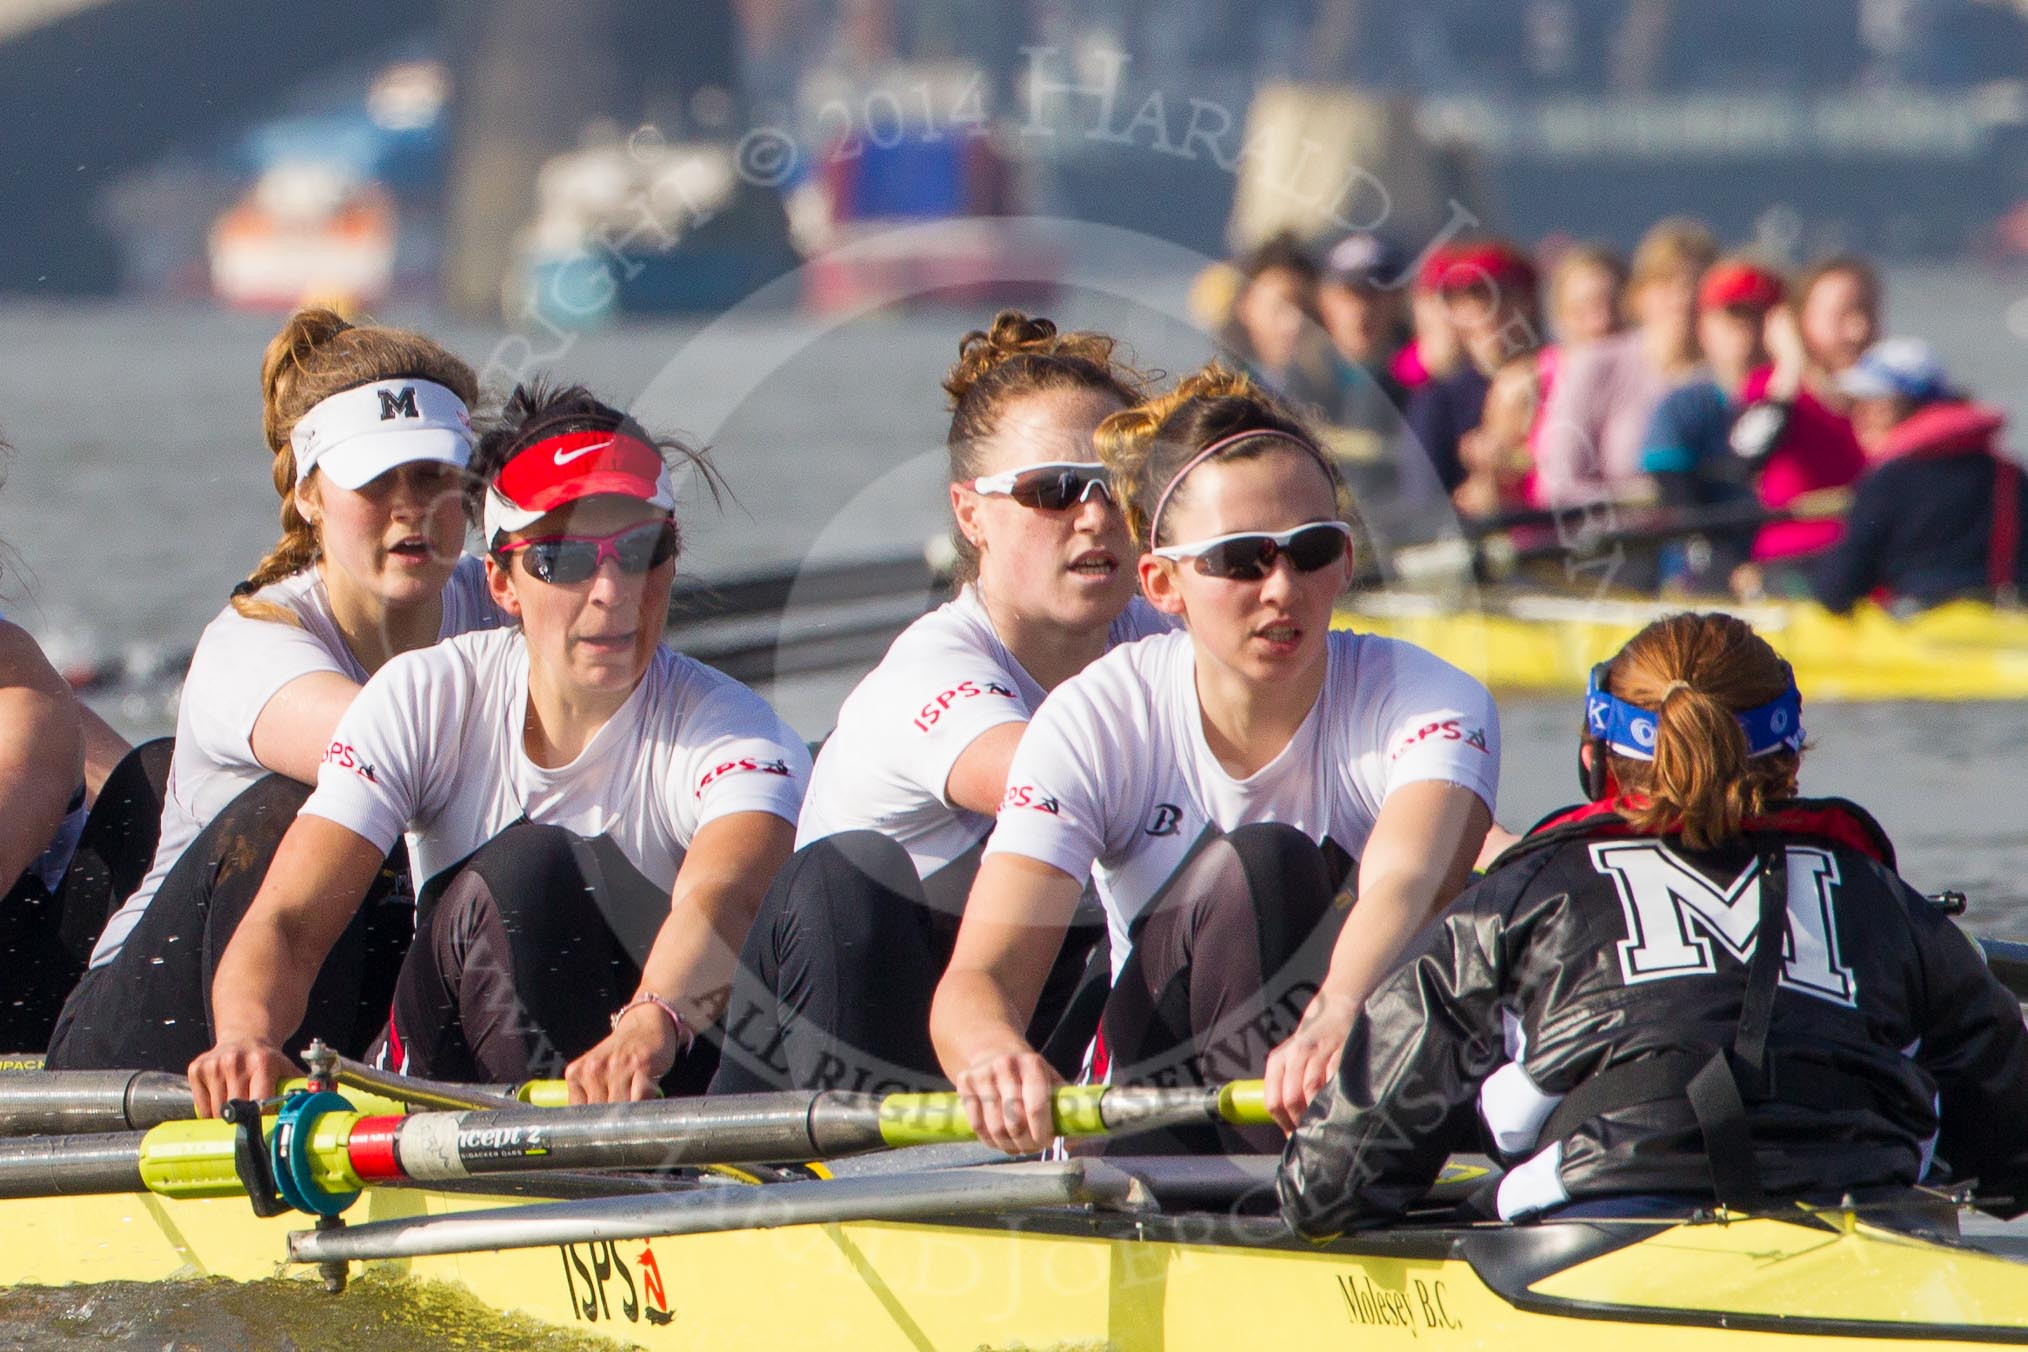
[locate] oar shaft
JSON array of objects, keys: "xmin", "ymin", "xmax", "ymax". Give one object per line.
[
  {"xmin": 0, "ymin": 1131, "xmax": 146, "ymax": 1197},
  {"xmin": 0, "ymin": 1071, "xmax": 563, "ymax": 1136},
  {"xmin": 0, "ymin": 1090, "xmax": 893, "ymax": 1201},
  {"xmin": 354, "ymin": 1091, "xmax": 889, "ymax": 1182},
  {"xmin": 0, "ymin": 1079, "xmax": 1273, "ymax": 1204},
  {"xmin": 288, "ymin": 1161, "xmax": 1134, "ymax": 1264},
  {"xmin": 330, "ymin": 1056, "xmax": 524, "ymax": 1112},
  {"xmin": 0, "ymin": 1071, "xmax": 194, "ymax": 1135},
  {"xmin": 0, "ymin": 1096, "xmax": 855, "ymax": 1201}
]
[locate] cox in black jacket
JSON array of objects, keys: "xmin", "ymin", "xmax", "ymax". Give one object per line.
[{"xmin": 1278, "ymin": 797, "xmax": 2028, "ymax": 1236}]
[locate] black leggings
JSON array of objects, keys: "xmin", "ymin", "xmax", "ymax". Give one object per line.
[
  {"xmin": 709, "ymin": 831, "xmax": 1106, "ymax": 1096},
  {"xmin": 1098, "ymin": 822, "xmax": 1348, "ymax": 1155},
  {"xmin": 378, "ymin": 822, "xmax": 718, "ymax": 1095},
  {"xmin": 0, "ymin": 738, "xmax": 172, "ymax": 1054},
  {"xmin": 57, "ymin": 737, "xmax": 175, "ymax": 951},
  {"xmin": 45, "ymin": 773, "xmax": 410, "ymax": 1071},
  {"xmin": 0, "ymin": 873, "xmax": 76, "ymax": 1056}
]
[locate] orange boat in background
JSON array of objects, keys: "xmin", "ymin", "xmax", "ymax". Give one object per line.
[{"xmin": 208, "ymin": 163, "xmax": 396, "ymax": 313}]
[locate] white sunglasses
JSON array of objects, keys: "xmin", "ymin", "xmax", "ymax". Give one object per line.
[
  {"xmin": 969, "ymin": 461, "xmax": 1113, "ymax": 510},
  {"xmin": 1151, "ymin": 520, "xmax": 1353, "ymax": 580}
]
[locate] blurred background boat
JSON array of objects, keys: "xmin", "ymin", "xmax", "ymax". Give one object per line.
[
  {"xmin": 506, "ymin": 133, "xmax": 799, "ymax": 327},
  {"xmin": 204, "ymin": 60, "xmax": 451, "ymax": 312},
  {"xmin": 208, "ymin": 167, "xmax": 397, "ymax": 313}
]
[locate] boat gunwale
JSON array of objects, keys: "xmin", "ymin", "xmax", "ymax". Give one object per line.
[
  {"xmin": 823, "ymin": 1201, "xmax": 2028, "ymax": 1344},
  {"xmin": 9, "ymin": 1180, "xmax": 2028, "ymax": 1343}
]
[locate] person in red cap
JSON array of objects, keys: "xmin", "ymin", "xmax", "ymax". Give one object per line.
[
  {"xmin": 186, "ymin": 381, "xmax": 813, "ymax": 1114},
  {"xmin": 1404, "ymin": 237, "xmax": 1543, "ymax": 495},
  {"xmin": 1389, "ymin": 243, "xmax": 1464, "ymax": 394},
  {"xmin": 1722, "ymin": 258, "xmax": 1876, "ymax": 597},
  {"xmin": 1637, "ymin": 256, "xmax": 1792, "ymax": 591}
]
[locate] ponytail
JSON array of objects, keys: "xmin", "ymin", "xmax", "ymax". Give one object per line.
[
  {"xmin": 233, "ymin": 308, "xmax": 478, "ymax": 621},
  {"xmin": 1605, "ymin": 613, "xmax": 1801, "ymax": 848}
]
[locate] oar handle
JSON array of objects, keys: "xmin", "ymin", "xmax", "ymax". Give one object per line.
[
  {"xmin": 1217, "ymin": 1080, "xmax": 1269, "ymax": 1125},
  {"xmin": 876, "ymin": 1085, "xmax": 1108, "ymax": 1147},
  {"xmin": 875, "ymin": 1080, "xmax": 1271, "ymax": 1148}
]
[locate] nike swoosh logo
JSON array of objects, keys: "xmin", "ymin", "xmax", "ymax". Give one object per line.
[{"xmin": 554, "ymin": 441, "xmax": 609, "ymax": 465}]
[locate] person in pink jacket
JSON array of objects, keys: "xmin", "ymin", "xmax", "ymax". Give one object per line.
[{"xmin": 1531, "ymin": 219, "xmax": 1717, "ymax": 511}]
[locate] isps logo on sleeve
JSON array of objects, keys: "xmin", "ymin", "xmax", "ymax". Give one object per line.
[
  {"xmin": 694, "ymin": 756, "xmax": 795, "ymax": 798},
  {"xmin": 1390, "ymin": 718, "xmax": 1489, "ymax": 761},
  {"xmin": 322, "ymin": 741, "xmax": 377, "ymax": 783},
  {"xmin": 999, "ymin": 784, "xmax": 1061, "ymax": 815},
  {"xmin": 913, "ymin": 678, "xmax": 1018, "ymax": 731}
]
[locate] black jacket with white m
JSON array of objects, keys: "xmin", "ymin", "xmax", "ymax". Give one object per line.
[{"xmin": 1278, "ymin": 797, "xmax": 2028, "ymax": 1236}]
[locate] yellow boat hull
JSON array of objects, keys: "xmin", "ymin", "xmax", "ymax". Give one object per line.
[
  {"xmin": 1340, "ymin": 596, "xmax": 2028, "ymax": 699},
  {"xmin": 5, "ymin": 1187, "xmax": 2027, "ymax": 1348}
]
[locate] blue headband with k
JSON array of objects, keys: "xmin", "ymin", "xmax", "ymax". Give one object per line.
[{"xmin": 1585, "ymin": 675, "xmax": 1803, "ymax": 762}]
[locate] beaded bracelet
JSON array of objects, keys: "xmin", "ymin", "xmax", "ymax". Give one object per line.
[{"xmin": 609, "ymin": 991, "xmax": 696, "ymax": 1055}]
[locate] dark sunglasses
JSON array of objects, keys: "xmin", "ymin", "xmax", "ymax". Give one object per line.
[
  {"xmin": 496, "ymin": 520, "xmax": 678, "ymax": 585},
  {"xmin": 1151, "ymin": 521, "xmax": 1353, "ymax": 581},
  {"xmin": 970, "ymin": 460, "xmax": 1113, "ymax": 512}
]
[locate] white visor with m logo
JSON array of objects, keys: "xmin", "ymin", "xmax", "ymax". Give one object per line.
[{"xmin": 290, "ymin": 378, "xmax": 475, "ymax": 489}]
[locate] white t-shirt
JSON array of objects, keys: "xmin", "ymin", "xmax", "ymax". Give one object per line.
[
  {"xmin": 89, "ymin": 559, "xmax": 501, "ymax": 967},
  {"xmin": 299, "ymin": 629, "xmax": 809, "ymax": 896},
  {"xmin": 985, "ymin": 629, "xmax": 1501, "ymax": 976},
  {"xmin": 796, "ymin": 588, "xmax": 1170, "ymax": 877}
]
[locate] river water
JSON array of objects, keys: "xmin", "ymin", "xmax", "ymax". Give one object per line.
[{"xmin": 0, "ymin": 263, "xmax": 2025, "ymax": 1343}]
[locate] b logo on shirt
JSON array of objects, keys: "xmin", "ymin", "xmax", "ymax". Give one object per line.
[
  {"xmin": 912, "ymin": 679, "xmax": 1018, "ymax": 732},
  {"xmin": 1000, "ymin": 784, "xmax": 1060, "ymax": 815},
  {"xmin": 1145, "ymin": 803, "xmax": 1183, "ymax": 837},
  {"xmin": 322, "ymin": 741, "xmax": 376, "ymax": 783},
  {"xmin": 1390, "ymin": 719, "xmax": 1489, "ymax": 761},
  {"xmin": 694, "ymin": 756, "xmax": 793, "ymax": 797}
]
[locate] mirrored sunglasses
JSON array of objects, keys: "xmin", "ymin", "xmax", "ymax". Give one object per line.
[
  {"xmin": 1151, "ymin": 520, "xmax": 1352, "ymax": 581},
  {"xmin": 496, "ymin": 519, "xmax": 678, "ymax": 585},
  {"xmin": 970, "ymin": 461, "xmax": 1113, "ymax": 511}
]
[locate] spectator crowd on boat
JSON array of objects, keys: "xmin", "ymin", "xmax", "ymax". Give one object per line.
[
  {"xmin": 1, "ymin": 299, "xmax": 2024, "ymax": 1237},
  {"xmin": 1201, "ymin": 219, "xmax": 2028, "ymax": 614}
]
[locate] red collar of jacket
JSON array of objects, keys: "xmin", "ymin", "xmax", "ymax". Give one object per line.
[
  {"xmin": 1873, "ymin": 400, "xmax": 2006, "ymax": 465},
  {"xmin": 1497, "ymin": 795, "xmax": 1897, "ymax": 873}
]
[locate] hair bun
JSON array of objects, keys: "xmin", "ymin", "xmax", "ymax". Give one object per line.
[
  {"xmin": 1169, "ymin": 364, "xmax": 1259, "ymax": 407},
  {"xmin": 1095, "ymin": 360, "xmax": 1325, "ymax": 549},
  {"xmin": 942, "ymin": 310, "xmax": 1124, "ymax": 410}
]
